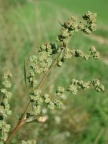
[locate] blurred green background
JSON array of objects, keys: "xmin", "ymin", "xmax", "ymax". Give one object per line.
[{"xmin": 0, "ymin": 0, "xmax": 108, "ymax": 143}]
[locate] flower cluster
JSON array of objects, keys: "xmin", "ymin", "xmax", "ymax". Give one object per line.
[
  {"xmin": 92, "ymin": 79, "xmax": 105, "ymax": 92},
  {"xmin": 89, "ymin": 46, "xmax": 100, "ymax": 59},
  {"xmin": 30, "ymin": 89, "xmax": 43, "ymax": 115},
  {"xmin": 28, "ymin": 42, "xmax": 56, "ymax": 73},
  {"xmin": 57, "ymin": 11, "xmax": 97, "ymax": 46},
  {"xmin": 27, "ymin": 42, "xmax": 58, "ymax": 89},
  {"xmin": 0, "ymin": 72, "xmax": 12, "ymax": 143},
  {"xmin": 57, "ymin": 16, "xmax": 78, "ymax": 47},
  {"xmin": 43, "ymin": 86, "xmax": 65, "ymax": 110},
  {"xmin": 72, "ymin": 46, "xmax": 100, "ymax": 60},
  {"xmin": 29, "ymin": 89, "xmax": 64, "ymax": 118},
  {"xmin": 67, "ymin": 79, "xmax": 104, "ymax": 95},
  {"xmin": 56, "ymin": 86, "xmax": 65, "ymax": 96},
  {"xmin": 55, "ymin": 11, "xmax": 97, "ymax": 67},
  {"xmin": 81, "ymin": 11, "xmax": 97, "ymax": 34}
]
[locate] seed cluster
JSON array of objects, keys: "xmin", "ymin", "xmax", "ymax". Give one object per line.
[
  {"xmin": 0, "ymin": 72, "xmax": 12, "ymax": 143},
  {"xmin": 29, "ymin": 90, "xmax": 64, "ymax": 117},
  {"xmin": 55, "ymin": 11, "xmax": 97, "ymax": 66},
  {"xmin": 67, "ymin": 79, "xmax": 104, "ymax": 95},
  {"xmin": 82, "ymin": 11, "xmax": 97, "ymax": 34},
  {"xmin": 27, "ymin": 42, "xmax": 58, "ymax": 89},
  {"xmin": 72, "ymin": 46, "xmax": 100, "ymax": 60}
]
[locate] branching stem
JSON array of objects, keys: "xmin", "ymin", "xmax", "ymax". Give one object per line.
[{"xmin": 5, "ymin": 48, "xmax": 64, "ymax": 143}]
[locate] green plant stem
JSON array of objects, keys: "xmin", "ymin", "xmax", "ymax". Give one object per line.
[
  {"xmin": 5, "ymin": 101, "xmax": 30, "ymax": 143},
  {"xmin": 5, "ymin": 49, "xmax": 64, "ymax": 143}
]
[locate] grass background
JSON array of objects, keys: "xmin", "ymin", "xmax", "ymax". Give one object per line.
[{"xmin": 0, "ymin": 0, "xmax": 108, "ymax": 143}]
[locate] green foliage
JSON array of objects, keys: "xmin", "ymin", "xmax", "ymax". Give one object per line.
[{"xmin": 0, "ymin": 11, "xmax": 105, "ymax": 144}]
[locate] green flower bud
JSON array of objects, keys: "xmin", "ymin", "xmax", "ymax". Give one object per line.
[
  {"xmin": 6, "ymin": 110, "xmax": 12, "ymax": 115},
  {"xmin": 61, "ymin": 28, "xmax": 69, "ymax": 37},
  {"xmin": 1, "ymin": 89, "xmax": 7, "ymax": 94},
  {"xmin": 28, "ymin": 55, "xmax": 37, "ymax": 63},
  {"xmin": 67, "ymin": 84, "xmax": 78, "ymax": 95},
  {"xmin": 56, "ymin": 86, "xmax": 64, "ymax": 94},
  {"xmin": 83, "ymin": 11, "xmax": 97, "ymax": 23},
  {"xmin": 2, "ymin": 132, "xmax": 8, "ymax": 141},
  {"xmin": 2, "ymin": 80, "xmax": 11, "ymax": 88},
  {"xmin": 47, "ymin": 101, "xmax": 55, "ymax": 110},
  {"xmin": 89, "ymin": 46, "xmax": 96, "ymax": 54},
  {"xmin": 93, "ymin": 51, "xmax": 100, "ymax": 59},
  {"xmin": 2, "ymin": 98, "xmax": 8, "ymax": 105},
  {"xmin": 89, "ymin": 23, "xmax": 97, "ymax": 31},
  {"xmin": 54, "ymin": 100, "xmax": 63, "ymax": 109},
  {"xmin": 83, "ymin": 54, "xmax": 90, "ymax": 60},
  {"xmin": 3, "ymin": 72, "xmax": 12, "ymax": 79},
  {"xmin": 28, "ymin": 76, "xmax": 33, "ymax": 83},
  {"xmin": 95, "ymin": 87, "xmax": 102, "ymax": 92},
  {"xmin": 43, "ymin": 94, "xmax": 49, "ymax": 99},
  {"xmin": 78, "ymin": 81, "xmax": 90, "ymax": 89},
  {"xmin": 74, "ymin": 50, "xmax": 84, "ymax": 57},
  {"xmin": 99, "ymin": 84, "xmax": 105, "ymax": 91},
  {"xmin": 78, "ymin": 21, "xmax": 85, "ymax": 30},
  {"xmin": 5, "ymin": 92, "xmax": 12, "ymax": 99},
  {"xmin": 64, "ymin": 19, "xmax": 72, "ymax": 28},
  {"xmin": 37, "ymin": 98, "xmax": 43, "ymax": 105},
  {"xmin": 45, "ymin": 98, "xmax": 51, "ymax": 103},
  {"xmin": 0, "ymin": 106, "xmax": 5, "ymax": 115},
  {"xmin": 64, "ymin": 48, "xmax": 72, "ymax": 59},
  {"xmin": 40, "ymin": 43, "xmax": 47, "ymax": 51},
  {"xmin": 33, "ymin": 105, "xmax": 41, "ymax": 115},
  {"xmin": 71, "ymin": 79, "xmax": 79, "ymax": 85},
  {"xmin": 92, "ymin": 79, "xmax": 100, "ymax": 87},
  {"xmin": 43, "ymin": 67, "xmax": 49, "ymax": 73}
]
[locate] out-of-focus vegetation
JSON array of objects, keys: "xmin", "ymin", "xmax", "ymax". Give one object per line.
[{"xmin": 0, "ymin": 0, "xmax": 108, "ymax": 143}]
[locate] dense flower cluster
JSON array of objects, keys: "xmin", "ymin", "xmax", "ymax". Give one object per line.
[
  {"xmin": 27, "ymin": 42, "xmax": 58, "ymax": 89},
  {"xmin": 56, "ymin": 86, "xmax": 65, "ymax": 96},
  {"xmin": 0, "ymin": 72, "xmax": 12, "ymax": 143},
  {"xmin": 67, "ymin": 79, "xmax": 104, "ymax": 95},
  {"xmin": 57, "ymin": 11, "xmax": 97, "ymax": 45},
  {"xmin": 55, "ymin": 11, "xmax": 97, "ymax": 66},
  {"xmin": 72, "ymin": 46, "xmax": 100, "ymax": 60},
  {"xmin": 29, "ymin": 90, "xmax": 64, "ymax": 117},
  {"xmin": 92, "ymin": 79, "xmax": 105, "ymax": 92},
  {"xmin": 82, "ymin": 11, "xmax": 97, "ymax": 34}
]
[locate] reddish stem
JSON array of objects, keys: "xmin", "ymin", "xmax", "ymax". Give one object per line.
[
  {"xmin": 6, "ymin": 101, "xmax": 30, "ymax": 143},
  {"xmin": 5, "ymin": 50, "xmax": 63, "ymax": 143}
]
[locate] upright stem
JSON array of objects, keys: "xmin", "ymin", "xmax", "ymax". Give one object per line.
[
  {"xmin": 5, "ymin": 101, "xmax": 30, "ymax": 143},
  {"xmin": 5, "ymin": 49, "xmax": 64, "ymax": 143}
]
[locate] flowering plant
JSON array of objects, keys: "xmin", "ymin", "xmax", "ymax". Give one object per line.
[{"xmin": 0, "ymin": 11, "xmax": 104, "ymax": 144}]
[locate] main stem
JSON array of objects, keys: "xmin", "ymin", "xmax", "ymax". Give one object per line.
[{"xmin": 5, "ymin": 49, "xmax": 64, "ymax": 143}]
